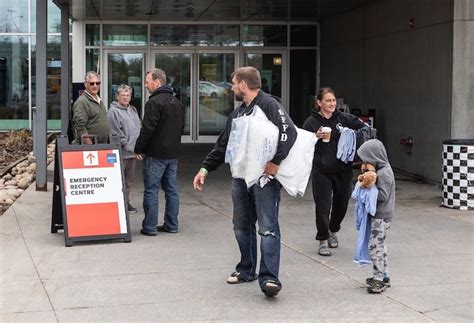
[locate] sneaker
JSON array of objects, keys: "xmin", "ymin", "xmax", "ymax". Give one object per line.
[
  {"xmin": 127, "ymin": 203, "xmax": 137, "ymax": 213},
  {"xmin": 367, "ymin": 280, "xmax": 387, "ymax": 293},
  {"xmin": 328, "ymin": 232, "xmax": 338, "ymax": 248},
  {"xmin": 157, "ymin": 225, "xmax": 178, "ymax": 233},
  {"xmin": 366, "ymin": 277, "xmax": 391, "ymax": 288}
]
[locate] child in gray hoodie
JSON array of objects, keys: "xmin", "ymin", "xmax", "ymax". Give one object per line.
[{"xmin": 357, "ymin": 139, "xmax": 395, "ymax": 293}]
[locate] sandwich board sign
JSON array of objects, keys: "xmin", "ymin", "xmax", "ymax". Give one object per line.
[{"xmin": 54, "ymin": 135, "xmax": 131, "ymax": 246}]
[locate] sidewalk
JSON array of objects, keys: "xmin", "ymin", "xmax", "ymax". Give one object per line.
[{"xmin": 1, "ymin": 144, "xmax": 473, "ymax": 322}]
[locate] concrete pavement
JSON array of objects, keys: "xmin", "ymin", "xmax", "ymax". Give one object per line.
[{"xmin": 1, "ymin": 144, "xmax": 473, "ymax": 322}]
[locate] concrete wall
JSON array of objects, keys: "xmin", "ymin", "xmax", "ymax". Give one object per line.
[
  {"xmin": 320, "ymin": 0, "xmax": 456, "ymax": 182},
  {"xmin": 451, "ymin": 0, "xmax": 474, "ymax": 139}
]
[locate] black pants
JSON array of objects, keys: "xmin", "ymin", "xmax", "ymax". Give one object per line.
[{"xmin": 311, "ymin": 168, "xmax": 353, "ymax": 241}]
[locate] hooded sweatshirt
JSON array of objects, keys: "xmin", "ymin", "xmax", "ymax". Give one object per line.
[
  {"xmin": 303, "ymin": 110, "xmax": 366, "ymax": 174},
  {"xmin": 107, "ymin": 101, "xmax": 141, "ymax": 159},
  {"xmin": 356, "ymin": 139, "xmax": 395, "ymax": 219}
]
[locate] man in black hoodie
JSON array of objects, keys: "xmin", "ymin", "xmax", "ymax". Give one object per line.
[
  {"xmin": 135, "ymin": 68, "xmax": 184, "ymax": 236},
  {"xmin": 193, "ymin": 67, "xmax": 297, "ymax": 297}
]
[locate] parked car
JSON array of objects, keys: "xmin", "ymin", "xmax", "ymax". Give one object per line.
[{"xmin": 199, "ymin": 81, "xmax": 227, "ymax": 98}]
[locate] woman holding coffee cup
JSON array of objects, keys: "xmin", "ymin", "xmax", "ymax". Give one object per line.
[{"xmin": 303, "ymin": 87, "xmax": 367, "ymax": 256}]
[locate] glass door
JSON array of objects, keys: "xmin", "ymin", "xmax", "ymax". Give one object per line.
[
  {"xmin": 153, "ymin": 50, "xmax": 237, "ymax": 143},
  {"xmin": 244, "ymin": 51, "xmax": 288, "ymax": 111},
  {"xmin": 154, "ymin": 52, "xmax": 192, "ymax": 138},
  {"xmin": 197, "ymin": 51, "xmax": 236, "ymax": 141},
  {"xmin": 104, "ymin": 50, "xmax": 145, "ymax": 117}
]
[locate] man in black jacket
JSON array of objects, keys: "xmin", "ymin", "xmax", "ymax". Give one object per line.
[
  {"xmin": 193, "ymin": 67, "xmax": 297, "ymax": 297},
  {"xmin": 135, "ymin": 68, "xmax": 184, "ymax": 236}
]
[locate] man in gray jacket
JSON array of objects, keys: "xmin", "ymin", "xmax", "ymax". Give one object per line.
[
  {"xmin": 108, "ymin": 84, "xmax": 142, "ymax": 213},
  {"xmin": 72, "ymin": 71, "xmax": 110, "ymax": 144}
]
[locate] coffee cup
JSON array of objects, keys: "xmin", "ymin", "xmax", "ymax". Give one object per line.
[{"xmin": 321, "ymin": 127, "xmax": 332, "ymax": 142}]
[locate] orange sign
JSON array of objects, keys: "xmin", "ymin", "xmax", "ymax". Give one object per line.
[{"xmin": 61, "ymin": 149, "xmax": 128, "ymax": 238}]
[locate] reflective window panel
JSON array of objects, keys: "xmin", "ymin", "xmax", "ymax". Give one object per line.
[
  {"xmin": 151, "ymin": 25, "xmax": 239, "ymax": 47},
  {"xmin": 155, "ymin": 53, "xmax": 191, "ymax": 135},
  {"xmin": 86, "ymin": 48, "xmax": 100, "ymax": 73},
  {"xmin": 31, "ymin": 0, "xmax": 64, "ymax": 33},
  {"xmin": 103, "ymin": 25, "xmax": 147, "ymax": 46},
  {"xmin": 0, "ymin": 36, "xmax": 29, "ymax": 127},
  {"xmin": 30, "ymin": 36, "xmax": 63, "ymax": 129},
  {"xmin": 245, "ymin": 53, "xmax": 282, "ymax": 98},
  {"xmin": 242, "ymin": 25, "xmax": 287, "ymax": 47},
  {"xmin": 0, "ymin": 0, "xmax": 29, "ymax": 33},
  {"xmin": 86, "ymin": 24, "xmax": 100, "ymax": 46},
  {"xmin": 198, "ymin": 53, "xmax": 234, "ymax": 136},
  {"xmin": 107, "ymin": 53, "xmax": 144, "ymax": 116}
]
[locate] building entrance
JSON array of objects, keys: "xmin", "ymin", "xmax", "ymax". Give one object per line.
[{"xmin": 154, "ymin": 50, "xmax": 238, "ymax": 143}]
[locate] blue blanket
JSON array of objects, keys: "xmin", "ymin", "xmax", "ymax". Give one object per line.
[{"xmin": 352, "ymin": 182, "xmax": 378, "ymax": 266}]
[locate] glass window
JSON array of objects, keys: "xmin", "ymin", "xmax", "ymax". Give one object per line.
[
  {"xmin": 290, "ymin": 50, "xmax": 317, "ymax": 127},
  {"xmin": 48, "ymin": 0, "xmax": 61, "ymax": 33},
  {"xmin": 0, "ymin": 0, "xmax": 29, "ymax": 33},
  {"xmin": 103, "ymin": 25, "xmax": 147, "ymax": 46},
  {"xmin": 242, "ymin": 25, "xmax": 287, "ymax": 47},
  {"xmin": 151, "ymin": 25, "xmax": 239, "ymax": 47},
  {"xmin": 245, "ymin": 53, "xmax": 282, "ymax": 98},
  {"xmin": 86, "ymin": 24, "xmax": 100, "ymax": 46},
  {"xmin": 31, "ymin": 0, "xmax": 63, "ymax": 33},
  {"xmin": 31, "ymin": 35, "xmax": 63, "ymax": 128},
  {"xmin": 86, "ymin": 49, "xmax": 100, "ymax": 73},
  {"xmin": 0, "ymin": 36, "xmax": 30, "ymax": 125},
  {"xmin": 291, "ymin": 25, "xmax": 317, "ymax": 47}
]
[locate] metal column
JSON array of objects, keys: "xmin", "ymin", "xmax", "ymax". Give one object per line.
[
  {"xmin": 35, "ymin": 0, "xmax": 47, "ymax": 191},
  {"xmin": 60, "ymin": 3, "xmax": 70, "ymax": 135}
]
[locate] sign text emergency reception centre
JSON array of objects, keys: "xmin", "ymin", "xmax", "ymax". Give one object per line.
[{"xmin": 61, "ymin": 149, "xmax": 128, "ymax": 237}]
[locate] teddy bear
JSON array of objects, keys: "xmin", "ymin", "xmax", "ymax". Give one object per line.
[{"xmin": 358, "ymin": 163, "xmax": 377, "ymax": 188}]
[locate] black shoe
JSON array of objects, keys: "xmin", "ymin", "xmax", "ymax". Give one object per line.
[
  {"xmin": 157, "ymin": 225, "xmax": 178, "ymax": 233},
  {"xmin": 366, "ymin": 277, "xmax": 391, "ymax": 288},
  {"xmin": 262, "ymin": 280, "xmax": 282, "ymax": 297},
  {"xmin": 128, "ymin": 203, "xmax": 137, "ymax": 213},
  {"xmin": 140, "ymin": 228, "xmax": 157, "ymax": 236},
  {"xmin": 367, "ymin": 280, "xmax": 387, "ymax": 293}
]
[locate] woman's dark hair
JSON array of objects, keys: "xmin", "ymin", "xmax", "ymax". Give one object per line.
[{"xmin": 314, "ymin": 87, "xmax": 335, "ymax": 111}]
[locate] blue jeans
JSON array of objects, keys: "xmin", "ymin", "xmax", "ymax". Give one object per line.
[
  {"xmin": 231, "ymin": 178, "xmax": 282, "ymax": 289},
  {"xmin": 142, "ymin": 156, "xmax": 179, "ymax": 233}
]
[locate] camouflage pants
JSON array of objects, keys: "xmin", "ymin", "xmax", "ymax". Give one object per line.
[{"xmin": 369, "ymin": 218, "xmax": 391, "ymax": 281}]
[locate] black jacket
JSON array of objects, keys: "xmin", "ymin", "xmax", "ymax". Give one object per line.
[
  {"xmin": 202, "ymin": 90, "xmax": 297, "ymax": 172},
  {"xmin": 134, "ymin": 86, "xmax": 184, "ymax": 158},
  {"xmin": 303, "ymin": 110, "xmax": 366, "ymax": 174}
]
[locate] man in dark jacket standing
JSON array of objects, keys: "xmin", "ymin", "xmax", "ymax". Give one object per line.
[
  {"xmin": 193, "ymin": 67, "xmax": 297, "ymax": 297},
  {"xmin": 134, "ymin": 68, "xmax": 184, "ymax": 236}
]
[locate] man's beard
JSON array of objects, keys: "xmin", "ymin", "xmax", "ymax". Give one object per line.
[{"xmin": 234, "ymin": 94, "xmax": 244, "ymax": 102}]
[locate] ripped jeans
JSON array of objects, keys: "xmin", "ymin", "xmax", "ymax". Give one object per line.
[{"xmin": 231, "ymin": 178, "xmax": 281, "ymax": 288}]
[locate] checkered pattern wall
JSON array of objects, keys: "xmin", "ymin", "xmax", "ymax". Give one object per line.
[{"xmin": 442, "ymin": 142, "xmax": 474, "ymax": 211}]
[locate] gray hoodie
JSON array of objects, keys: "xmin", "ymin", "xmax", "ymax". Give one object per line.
[
  {"xmin": 108, "ymin": 101, "xmax": 141, "ymax": 159},
  {"xmin": 357, "ymin": 139, "xmax": 395, "ymax": 219}
]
